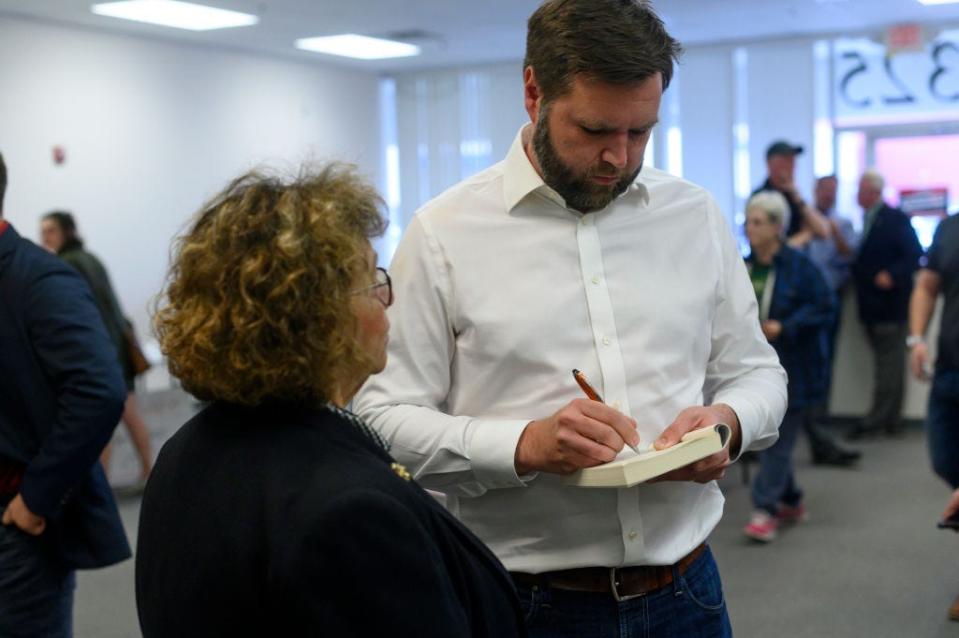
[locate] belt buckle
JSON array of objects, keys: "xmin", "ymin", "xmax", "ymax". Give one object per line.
[{"xmin": 609, "ymin": 567, "xmax": 645, "ymax": 602}]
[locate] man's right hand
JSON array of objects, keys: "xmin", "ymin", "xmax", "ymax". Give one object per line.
[
  {"xmin": 514, "ymin": 399, "xmax": 639, "ymax": 475},
  {"xmin": 1, "ymin": 494, "xmax": 46, "ymax": 536},
  {"xmin": 909, "ymin": 341, "xmax": 931, "ymax": 381}
]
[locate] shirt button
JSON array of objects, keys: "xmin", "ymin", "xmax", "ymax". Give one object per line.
[
  {"xmin": 628, "ymin": 530, "xmax": 638, "ymax": 541},
  {"xmin": 591, "ymin": 275, "xmax": 600, "ymax": 285},
  {"xmin": 602, "ymin": 336, "xmax": 611, "ymax": 346}
]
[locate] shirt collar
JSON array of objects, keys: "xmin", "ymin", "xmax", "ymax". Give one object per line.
[
  {"xmin": 501, "ymin": 125, "xmax": 649, "ymax": 214},
  {"xmin": 0, "ymin": 220, "xmax": 17, "ymax": 262}
]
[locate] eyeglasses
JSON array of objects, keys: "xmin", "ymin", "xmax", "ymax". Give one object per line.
[{"xmin": 352, "ymin": 267, "xmax": 393, "ymax": 308}]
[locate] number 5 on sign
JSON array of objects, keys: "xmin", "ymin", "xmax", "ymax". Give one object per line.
[{"xmin": 835, "ymin": 37, "xmax": 959, "ymax": 126}]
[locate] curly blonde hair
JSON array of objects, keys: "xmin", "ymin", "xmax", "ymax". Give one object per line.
[{"xmin": 154, "ymin": 164, "xmax": 387, "ymax": 406}]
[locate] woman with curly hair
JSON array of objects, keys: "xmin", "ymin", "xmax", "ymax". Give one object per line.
[{"xmin": 134, "ymin": 164, "xmax": 525, "ymax": 638}]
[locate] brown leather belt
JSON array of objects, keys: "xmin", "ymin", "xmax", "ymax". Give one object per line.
[{"xmin": 510, "ymin": 542, "xmax": 707, "ymax": 602}]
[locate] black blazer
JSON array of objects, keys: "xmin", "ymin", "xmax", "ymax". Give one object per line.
[
  {"xmin": 136, "ymin": 402, "xmax": 526, "ymax": 638},
  {"xmin": 0, "ymin": 222, "xmax": 130, "ymax": 569},
  {"xmin": 851, "ymin": 203, "xmax": 923, "ymax": 324}
]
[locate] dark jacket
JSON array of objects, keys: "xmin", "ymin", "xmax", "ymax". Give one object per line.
[
  {"xmin": 135, "ymin": 402, "xmax": 526, "ymax": 638},
  {"xmin": 59, "ymin": 247, "xmax": 132, "ymax": 386},
  {"xmin": 851, "ymin": 203, "xmax": 923, "ymax": 325},
  {"xmin": 747, "ymin": 245, "xmax": 834, "ymax": 408},
  {"xmin": 0, "ymin": 222, "xmax": 130, "ymax": 568}
]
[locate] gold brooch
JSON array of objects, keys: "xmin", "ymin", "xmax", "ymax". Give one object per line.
[{"xmin": 391, "ymin": 462, "xmax": 412, "ymax": 482}]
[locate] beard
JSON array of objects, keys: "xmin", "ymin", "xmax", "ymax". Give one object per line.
[{"xmin": 532, "ymin": 106, "xmax": 641, "ymax": 213}]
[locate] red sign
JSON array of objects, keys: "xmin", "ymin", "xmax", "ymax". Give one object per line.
[
  {"xmin": 900, "ymin": 187, "xmax": 948, "ymax": 217},
  {"xmin": 886, "ymin": 23, "xmax": 924, "ymax": 55}
]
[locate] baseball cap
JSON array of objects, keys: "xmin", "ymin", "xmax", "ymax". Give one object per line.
[{"xmin": 765, "ymin": 140, "xmax": 804, "ymax": 159}]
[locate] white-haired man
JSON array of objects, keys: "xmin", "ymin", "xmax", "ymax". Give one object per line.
[{"xmin": 848, "ymin": 169, "xmax": 922, "ymax": 439}]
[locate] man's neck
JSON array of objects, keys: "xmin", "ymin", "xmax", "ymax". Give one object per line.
[
  {"xmin": 753, "ymin": 241, "xmax": 781, "ymax": 265},
  {"xmin": 521, "ymin": 125, "xmax": 543, "ymax": 179}
]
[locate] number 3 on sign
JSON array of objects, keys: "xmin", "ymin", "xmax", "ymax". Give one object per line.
[{"xmin": 930, "ymin": 42, "xmax": 959, "ymax": 102}]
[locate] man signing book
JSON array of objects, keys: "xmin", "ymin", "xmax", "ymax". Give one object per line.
[{"xmin": 356, "ymin": 1, "xmax": 787, "ymax": 635}]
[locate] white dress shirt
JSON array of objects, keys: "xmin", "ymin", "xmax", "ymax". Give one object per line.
[{"xmin": 355, "ymin": 127, "xmax": 786, "ymax": 572}]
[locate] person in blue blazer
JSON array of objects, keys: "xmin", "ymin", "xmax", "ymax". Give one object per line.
[
  {"xmin": 849, "ymin": 169, "xmax": 923, "ymax": 439},
  {"xmin": 0, "ymin": 151, "xmax": 131, "ymax": 636},
  {"xmin": 136, "ymin": 165, "xmax": 525, "ymax": 638},
  {"xmin": 742, "ymin": 190, "xmax": 835, "ymax": 543}
]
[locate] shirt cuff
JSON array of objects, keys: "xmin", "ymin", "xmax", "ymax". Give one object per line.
[
  {"xmin": 711, "ymin": 394, "xmax": 765, "ymax": 462},
  {"xmin": 467, "ymin": 418, "xmax": 538, "ymax": 489}
]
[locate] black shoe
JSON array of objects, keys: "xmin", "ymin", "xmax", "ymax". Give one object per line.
[
  {"xmin": 812, "ymin": 447, "xmax": 862, "ymax": 467},
  {"xmin": 846, "ymin": 426, "xmax": 881, "ymax": 441}
]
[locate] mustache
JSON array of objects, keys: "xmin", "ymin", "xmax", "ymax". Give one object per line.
[
  {"xmin": 592, "ymin": 173, "xmax": 620, "ymax": 180},
  {"xmin": 589, "ymin": 165, "xmax": 625, "ymax": 180}
]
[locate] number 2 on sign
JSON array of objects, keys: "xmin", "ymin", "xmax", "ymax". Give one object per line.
[{"xmin": 838, "ymin": 43, "xmax": 959, "ymax": 109}]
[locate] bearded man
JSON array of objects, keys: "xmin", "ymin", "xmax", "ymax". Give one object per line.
[{"xmin": 357, "ymin": 1, "xmax": 786, "ymax": 636}]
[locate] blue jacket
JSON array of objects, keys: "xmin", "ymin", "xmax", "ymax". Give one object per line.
[
  {"xmin": 851, "ymin": 203, "xmax": 923, "ymax": 325},
  {"xmin": 747, "ymin": 245, "xmax": 835, "ymax": 408},
  {"xmin": 0, "ymin": 222, "xmax": 131, "ymax": 569}
]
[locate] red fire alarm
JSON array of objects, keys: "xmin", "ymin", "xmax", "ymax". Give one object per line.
[{"xmin": 52, "ymin": 146, "xmax": 66, "ymax": 166}]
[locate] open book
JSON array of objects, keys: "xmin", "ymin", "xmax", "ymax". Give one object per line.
[{"xmin": 563, "ymin": 423, "xmax": 732, "ymax": 488}]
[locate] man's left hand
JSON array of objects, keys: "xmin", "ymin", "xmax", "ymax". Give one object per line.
[
  {"xmin": 650, "ymin": 404, "xmax": 742, "ymax": 484},
  {"xmin": 874, "ymin": 270, "xmax": 895, "ymax": 290},
  {"xmin": 761, "ymin": 320, "xmax": 783, "ymax": 342}
]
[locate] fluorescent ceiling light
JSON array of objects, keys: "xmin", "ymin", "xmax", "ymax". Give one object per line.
[
  {"xmin": 295, "ymin": 34, "xmax": 420, "ymax": 60},
  {"xmin": 918, "ymin": 0, "xmax": 959, "ymax": 4},
  {"xmin": 91, "ymin": 1, "xmax": 258, "ymax": 31}
]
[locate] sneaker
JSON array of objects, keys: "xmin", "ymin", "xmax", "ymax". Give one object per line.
[
  {"xmin": 777, "ymin": 502, "xmax": 808, "ymax": 525},
  {"xmin": 743, "ymin": 510, "xmax": 778, "ymax": 542}
]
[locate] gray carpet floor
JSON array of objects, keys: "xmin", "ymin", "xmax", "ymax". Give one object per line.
[{"xmin": 72, "ymin": 390, "xmax": 959, "ymax": 637}]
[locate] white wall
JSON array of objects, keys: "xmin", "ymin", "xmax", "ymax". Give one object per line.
[
  {"xmin": 0, "ymin": 16, "xmax": 382, "ymax": 360},
  {"xmin": 744, "ymin": 39, "xmax": 817, "ymax": 202},
  {"xmin": 392, "ymin": 62, "xmax": 527, "ymax": 228},
  {"xmin": 676, "ymin": 44, "xmax": 735, "ymax": 219}
]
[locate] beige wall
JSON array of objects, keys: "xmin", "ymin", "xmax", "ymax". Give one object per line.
[{"xmin": 830, "ymin": 285, "xmax": 941, "ymax": 420}]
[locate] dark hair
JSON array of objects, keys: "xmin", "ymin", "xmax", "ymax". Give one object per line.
[
  {"xmin": 0, "ymin": 152, "xmax": 7, "ymax": 215},
  {"xmin": 42, "ymin": 210, "xmax": 84, "ymax": 252},
  {"xmin": 524, "ymin": 0, "xmax": 682, "ymax": 103}
]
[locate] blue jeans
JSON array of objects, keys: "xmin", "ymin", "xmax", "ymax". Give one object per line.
[
  {"xmin": 751, "ymin": 408, "xmax": 804, "ymax": 515},
  {"xmin": 515, "ymin": 546, "xmax": 732, "ymax": 637},
  {"xmin": 0, "ymin": 518, "xmax": 75, "ymax": 638},
  {"xmin": 927, "ymin": 369, "xmax": 959, "ymax": 489}
]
